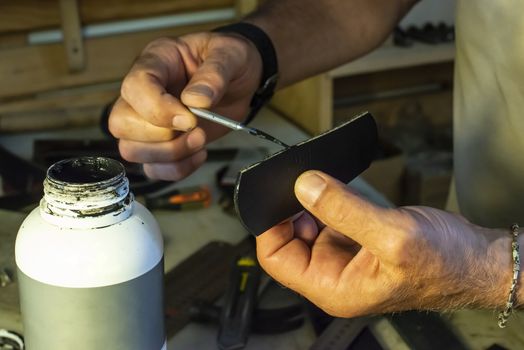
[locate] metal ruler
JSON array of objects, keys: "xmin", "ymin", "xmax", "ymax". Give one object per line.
[
  {"xmin": 309, "ymin": 317, "xmax": 373, "ymax": 350},
  {"xmin": 309, "ymin": 312, "xmax": 468, "ymax": 350}
]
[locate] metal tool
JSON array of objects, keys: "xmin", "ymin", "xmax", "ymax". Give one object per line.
[
  {"xmin": 217, "ymin": 256, "xmax": 261, "ymax": 350},
  {"xmin": 189, "ymin": 280, "xmax": 305, "ymax": 336},
  {"xmin": 188, "ymin": 107, "xmax": 289, "ymax": 148},
  {"xmin": 144, "ymin": 185, "xmax": 212, "ymax": 210}
]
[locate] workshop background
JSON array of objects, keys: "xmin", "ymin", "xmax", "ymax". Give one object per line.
[{"xmin": 1, "ymin": 0, "xmax": 523, "ymax": 349}]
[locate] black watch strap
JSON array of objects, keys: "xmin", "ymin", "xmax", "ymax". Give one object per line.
[{"xmin": 213, "ymin": 22, "xmax": 279, "ymax": 124}]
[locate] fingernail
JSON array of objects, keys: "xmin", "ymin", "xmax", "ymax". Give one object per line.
[
  {"xmin": 172, "ymin": 115, "xmax": 193, "ymax": 131},
  {"xmin": 184, "ymin": 84, "xmax": 214, "ymax": 99},
  {"xmin": 296, "ymin": 173, "xmax": 326, "ymax": 206},
  {"xmin": 187, "ymin": 129, "xmax": 206, "ymax": 150}
]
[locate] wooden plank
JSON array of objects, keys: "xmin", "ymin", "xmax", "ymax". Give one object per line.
[
  {"xmin": 270, "ymin": 74, "xmax": 332, "ymax": 135},
  {"xmin": 0, "ymin": 0, "xmax": 234, "ymax": 34},
  {"xmin": 59, "ymin": 0, "xmax": 85, "ymax": 72},
  {"xmin": 0, "ymin": 33, "xmax": 28, "ymax": 50},
  {"xmin": 333, "ymin": 89, "xmax": 453, "ymax": 129},
  {"xmin": 235, "ymin": 0, "xmax": 259, "ymax": 17},
  {"xmin": 0, "ymin": 84, "xmax": 118, "ymax": 114},
  {"xmin": 0, "ymin": 107, "xmax": 102, "ymax": 133},
  {"xmin": 333, "ymin": 62, "xmax": 454, "ymax": 99},
  {"xmin": 270, "ymin": 61, "xmax": 453, "ymax": 138},
  {"xmin": 0, "ymin": 84, "xmax": 119, "ymax": 132},
  {"xmin": 0, "ymin": 1, "xmax": 58, "ymax": 34},
  {"xmin": 79, "ymin": 0, "xmax": 233, "ymax": 25},
  {"xmin": 333, "ymin": 62, "xmax": 453, "ymax": 129},
  {"xmin": 328, "ymin": 42, "xmax": 455, "ymax": 79},
  {"xmin": 0, "ymin": 21, "xmax": 227, "ymax": 100}
]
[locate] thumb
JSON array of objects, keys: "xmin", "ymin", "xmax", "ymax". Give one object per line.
[
  {"xmin": 181, "ymin": 46, "xmax": 240, "ymax": 108},
  {"xmin": 294, "ymin": 170, "xmax": 396, "ymax": 252}
]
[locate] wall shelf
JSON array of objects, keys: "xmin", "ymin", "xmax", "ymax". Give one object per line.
[
  {"xmin": 271, "ymin": 42, "xmax": 455, "ymax": 135},
  {"xmin": 329, "ymin": 42, "xmax": 455, "ymax": 78}
]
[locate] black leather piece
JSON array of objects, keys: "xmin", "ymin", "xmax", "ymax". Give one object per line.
[{"xmin": 234, "ymin": 112, "xmax": 378, "ymax": 236}]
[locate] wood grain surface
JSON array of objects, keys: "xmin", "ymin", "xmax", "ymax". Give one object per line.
[
  {"xmin": 0, "ymin": 21, "xmax": 225, "ymax": 100},
  {"xmin": 0, "ymin": 0, "xmax": 233, "ymax": 34}
]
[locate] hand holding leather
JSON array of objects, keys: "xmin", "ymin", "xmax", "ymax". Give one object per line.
[{"xmin": 256, "ymin": 170, "xmax": 514, "ymax": 317}]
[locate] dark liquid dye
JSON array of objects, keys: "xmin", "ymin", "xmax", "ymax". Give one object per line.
[
  {"xmin": 48, "ymin": 157, "xmax": 124, "ymax": 184},
  {"xmin": 248, "ymin": 129, "xmax": 289, "ymax": 148}
]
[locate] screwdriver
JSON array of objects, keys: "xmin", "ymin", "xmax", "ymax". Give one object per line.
[{"xmin": 188, "ymin": 107, "xmax": 289, "ymax": 149}]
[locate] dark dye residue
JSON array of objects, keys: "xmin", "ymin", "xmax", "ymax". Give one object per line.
[
  {"xmin": 48, "ymin": 157, "xmax": 123, "ymax": 184},
  {"xmin": 247, "ymin": 129, "xmax": 289, "ymax": 148}
]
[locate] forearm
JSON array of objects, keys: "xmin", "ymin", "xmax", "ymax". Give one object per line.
[{"xmin": 245, "ymin": 0, "xmax": 418, "ymax": 87}]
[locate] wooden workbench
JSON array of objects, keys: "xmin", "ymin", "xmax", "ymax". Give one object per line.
[
  {"xmin": 1, "ymin": 107, "xmax": 523, "ymax": 349},
  {"xmin": 0, "ymin": 107, "xmax": 317, "ymax": 349}
]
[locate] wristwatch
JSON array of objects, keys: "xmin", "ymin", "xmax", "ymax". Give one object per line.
[{"xmin": 213, "ymin": 22, "xmax": 279, "ymax": 124}]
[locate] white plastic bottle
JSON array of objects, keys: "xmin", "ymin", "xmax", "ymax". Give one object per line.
[{"xmin": 15, "ymin": 157, "xmax": 166, "ymax": 350}]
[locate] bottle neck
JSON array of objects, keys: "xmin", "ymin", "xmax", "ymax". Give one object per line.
[{"xmin": 40, "ymin": 157, "xmax": 133, "ymax": 229}]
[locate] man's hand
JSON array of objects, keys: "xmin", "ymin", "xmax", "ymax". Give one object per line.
[
  {"xmin": 109, "ymin": 32, "xmax": 262, "ymax": 180},
  {"xmin": 257, "ymin": 170, "xmax": 513, "ymax": 317}
]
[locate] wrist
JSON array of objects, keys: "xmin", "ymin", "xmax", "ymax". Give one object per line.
[
  {"xmin": 478, "ymin": 226, "xmax": 523, "ymax": 309},
  {"xmin": 213, "ymin": 22, "xmax": 278, "ymax": 124},
  {"xmin": 517, "ymin": 232, "xmax": 524, "ymax": 308}
]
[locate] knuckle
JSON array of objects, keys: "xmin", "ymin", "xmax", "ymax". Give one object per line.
[
  {"xmin": 148, "ymin": 105, "xmax": 168, "ymax": 126},
  {"xmin": 168, "ymin": 140, "xmax": 185, "ymax": 161},
  {"xmin": 156, "ymin": 129, "xmax": 176, "ymax": 142},
  {"xmin": 212, "ymin": 36, "xmax": 247, "ymax": 57},
  {"xmin": 200, "ymin": 62, "xmax": 227, "ymax": 87},
  {"xmin": 118, "ymin": 142, "xmax": 139, "ymax": 163},
  {"xmin": 142, "ymin": 164, "xmax": 159, "ymax": 180},
  {"xmin": 228, "ymin": 41, "xmax": 249, "ymax": 60},
  {"xmin": 322, "ymin": 195, "xmax": 354, "ymax": 227},
  {"xmin": 122, "ymin": 72, "xmax": 165, "ymax": 127},
  {"xmin": 108, "ymin": 112, "xmax": 124, "ymax": 139},
  {"xmin": 120, "ymin": 73, "xmax": 139, "ymax": 100},
  {"xmin": 144, "ymin": 164, "xmax": 178, "ymax": 182},
  {"xmin": 145, "ymin": 37, "xmax": 173, "ymax": 50},
  {"xmin": 169, "ymin": 164, "xmax": 186, "ymax": 181},
  {"xmin": 387, "ymin": 230, "xmax": 418, "ymax": 269},
  {"xmin": 208, "ymin": 60, "xmax": 228, "ymax": 77},
  {"xmin": 327, "ymin": 204, "xmax": 351, "ymax": 226},
  {"xmin": 256, "ymin": 254, "xmax": 274, "ymax": 276},
  {"xmin": 384, "ymin": 209, "xmax": 428, "ymax": 269},
  {"xmin": 171, "ymin": 36, "xmax": 189, "ymax": 48}
]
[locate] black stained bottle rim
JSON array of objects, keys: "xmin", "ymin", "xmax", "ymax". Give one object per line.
[{"xmin": 47, "ymin": 157, "xmax": 125, "ymax": 186}]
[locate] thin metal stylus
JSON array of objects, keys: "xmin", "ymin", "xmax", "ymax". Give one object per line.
[{"xmin": 188, "ymin": 107, "xmax": 289, "ymax": 148}]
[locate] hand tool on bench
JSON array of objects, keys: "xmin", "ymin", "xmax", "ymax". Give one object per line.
[
  {"xmin": 144, "ymin": 185, "xmax": 212, "ymax": 211},
  {"xmin": 217, "ymin": 255, "xmax": 261, "ymax": 350}
]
